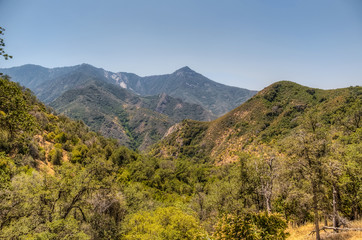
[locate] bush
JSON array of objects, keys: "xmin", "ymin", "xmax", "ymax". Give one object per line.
[
  {"xmin": 0, "ymin": 152, "xmax": 15, "ymax": 188},
  {"xmin": 0, "ymin": 129, "xmax": 10, "ymax": 151},
  {"xmin": 46, "ymin": 132, "xmax": 56, "ymax": 141},
  {"xmin": 71, "ymin": 144, "xmax": 89, "ymax": 163},
  {"xmin": 49, "ymin": 148, "xmax": 63, "ymax": 165},
  {"xmin": 213, "ymin": 212, "xmax": 289, "ymax": 240},
  {"xmin": 54, "ymin": 132, "xmax": 67, "ymax": 143},
  {"xmin": 123, "ymin": 207, "xmax": 208, "ymax": 240},
  {"xmin": 110, "ymin": 146, "xmax": 138, "ymax": 166}
]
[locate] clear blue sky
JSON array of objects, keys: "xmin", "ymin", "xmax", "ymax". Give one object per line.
[{"xmin": 0, "ymin": 0, "xmax": 361, "ymax": 90}]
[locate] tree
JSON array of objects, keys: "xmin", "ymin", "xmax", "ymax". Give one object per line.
[
  {"xmin": 0, "ymin": 78, "xmax": 35, "ymax": 138},
  {"xmin": 289, "ymin": 115, "xmax": 329, "ymax": 240},
  {"xmin": 0, "ymin": 158, "xmax": 125, "ymax": 239},
  {"xmin": 252, "ymin": 146, "xmax": 280, "ymax": 214},
  {"xmin": 0, "ymin": 27, "xmax": 12, "ymax": 62}
]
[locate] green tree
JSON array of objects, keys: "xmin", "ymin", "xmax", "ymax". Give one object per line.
[
  {"xmin": 49, "ymin": 147, "xmax": 63, "ymax": 165},
  {"xmin": 0, "ymin": 158, "xmax": 125, "ymax": 239},
  {"xmin": 288, "ymin": 115, "xmax": 329, "ymax": 240},
  {"xmin": 0, "ymin": 77, "xmax": 35, "ymax": 138}
]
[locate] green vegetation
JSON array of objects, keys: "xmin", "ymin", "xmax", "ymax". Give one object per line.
[
  {"xmin": 0, "ymin": 77, "xmax": 360, "ymax": 239},
  {"xmin": 0, "ymin": 77, "xmax": 215, "ymax": 238},
  {"xmin": 152, "ymin": 81, "xmax": 362, "ymax": 239},
  {"xmin": 122, "ymin": 207, "xmax": 207, "ymax": 240},
  {"xmin": 214, "ymin": 212, "xmax": 289, "ymax": 240}
]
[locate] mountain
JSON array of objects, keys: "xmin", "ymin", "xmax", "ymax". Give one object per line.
[
  {"xmin": 1, "ymin": 64, "xmax": 214, "ymax": 149},
  {"xmin": 50, "ymin": 78, "xmax": 213, "ymax": 150},
  {"xmin": 0, "ymin": 64, "xmax": 112, "ymax": 103},
  {"xmin": 107, "ymin": 66, "xmax": 257, "ymax": 116},
  {"xmin": 151, "ymin": 81, "xmax": 361, "ymax": 163},
  {"xmin": 0, "ymin": 64, "xmax": 257, "ymax": 116}
]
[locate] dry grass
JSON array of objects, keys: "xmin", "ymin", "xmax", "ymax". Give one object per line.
[{"xmin": 287, "ymin": 220, "xmax": 362, "ymax": 240}]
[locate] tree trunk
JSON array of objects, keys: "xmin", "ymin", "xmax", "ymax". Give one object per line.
[
  {"xmin": 266, "ymin": 195, "xmax": 271, "ymax": 214},
  {"xmin": 333, "ymin": 185, "xmax": 338, "ymax": 232},
  {"xmin": 312, "ymin": 182, "xmax": 321, "ymax": 240}
]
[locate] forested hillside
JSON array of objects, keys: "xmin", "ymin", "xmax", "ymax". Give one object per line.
[
  {"xmin": 0, "ymin": 77, "xmax": 360, "ymax": 239},
  {"xmin": 0, "ymin": 76, "xmax": 221, "ymax": 239},
  {"xmin": 50, "ymin": 79, "xmax": 213, "ymax": 150},
  {"xmin": 151, "ymin": 81, "xmax": 362, "ymax": 238}
]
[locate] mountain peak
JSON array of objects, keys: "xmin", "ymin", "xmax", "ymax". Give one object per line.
[
  {"xmin": 78, "ymin": 63, "xmax": 96, "ymax": 69},
  {"xmin": 173, "ymin": 66, "xmax": 196, "ymax": 74}
]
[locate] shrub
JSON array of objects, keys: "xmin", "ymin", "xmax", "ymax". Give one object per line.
[
  {"xmin": 123, "ymin": 207, "xmax": 208, "ymax": 240},
  {"xmin": 213, "ymin": 212, "xmax": 289, "ymax": 240},
  {"xmin": 49, "ymin": 148, "xmax": 62, "ymax": 165},
  {"xmin": 46, "ymin": 132, "xmax": 56, "ymax": 141},
  {"xmin": 54, "ymin": 132, "xmax": 67, "ymax": 143},
  {"xmin": 71, "ymin": 144, "xmax": 89, "ymax": 163}
]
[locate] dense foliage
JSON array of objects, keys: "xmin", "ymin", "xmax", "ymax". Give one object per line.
[
  {"xmin": 0, "ymin": 77, "xmax": 360, "ymax": 239},
  {"xmin": 152, "ymin": 81, "xmax": 362, "ymax": 238},
  {"xmin": 213, "ymin": 212, "xmax": 289, "ymax": 240},
  {"xmin": 122, "ymin": 207, "xmax": 207, "ymax": 240}
]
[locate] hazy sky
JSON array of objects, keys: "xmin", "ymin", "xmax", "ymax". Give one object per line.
[{"xmin": 0, "ymin": 0, "xmax": 361, "ymax": 90}]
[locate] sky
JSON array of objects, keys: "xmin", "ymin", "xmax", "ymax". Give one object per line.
[{"xmin": 0, "ymin": 0, "xmax": 361, "ymax": 90}]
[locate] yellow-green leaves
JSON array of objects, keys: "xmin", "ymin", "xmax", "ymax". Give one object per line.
[{"xmin": 123, "ymin": 206, "xmax": 208, "ymax": 240}]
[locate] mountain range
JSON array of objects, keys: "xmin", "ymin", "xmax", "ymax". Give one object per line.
[{"xmin": 0, "ymin": 64, "xmax": 256, "ymax": 149}]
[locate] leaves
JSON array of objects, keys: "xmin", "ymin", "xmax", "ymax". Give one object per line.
[
  {"xmin": 0, "ymin": 27, "xmax": 12, "ymax": 61},
  {"xmin": 123, "ymin": 206, "xmax": 208, "ymax": 240},
  {"xmin": 214, "ymin": 212, "xmax": 289, "ymax": 240}
]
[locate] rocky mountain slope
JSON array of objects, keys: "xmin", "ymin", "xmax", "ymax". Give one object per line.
[{"xmin": 108, "ymin": 66, "xmax": 257, "ymax": 116}]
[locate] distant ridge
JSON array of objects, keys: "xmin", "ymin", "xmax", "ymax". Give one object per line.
[{"xmin": 110, "ymin": 66, "xmax": 257, "ymax": 116}]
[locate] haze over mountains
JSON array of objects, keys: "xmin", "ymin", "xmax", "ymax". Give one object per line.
[
  {"xmin": 1, "ymin": 64, "xmax": 256, "ymax": 115},
  {"xmin": 0, "ymin": 64, "xmax": 256, "ymax": 149}
]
